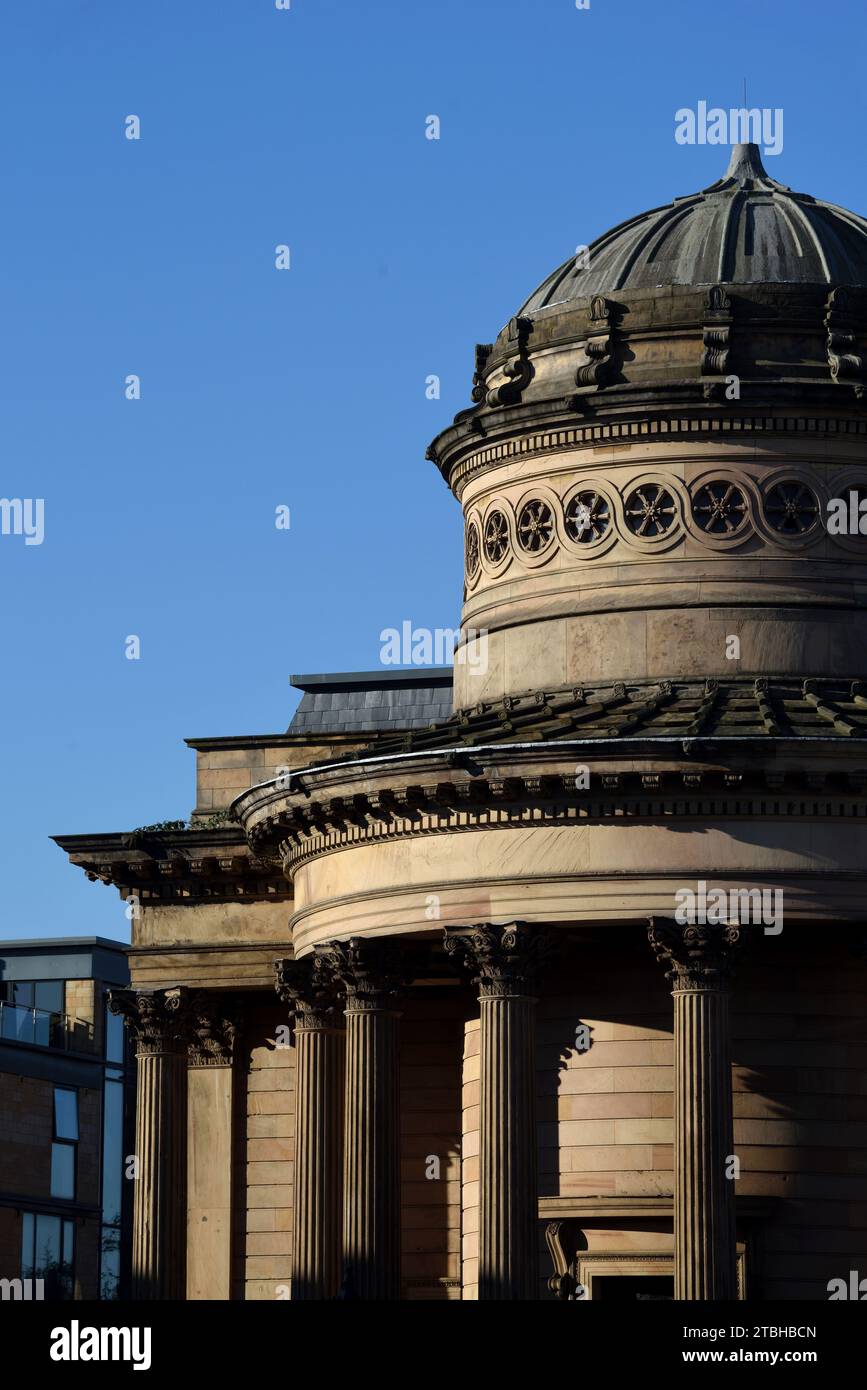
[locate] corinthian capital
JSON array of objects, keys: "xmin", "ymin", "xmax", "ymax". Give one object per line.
[
  {"xmin": 444, "ymin": 922, "xmax": 550, "ymax": 998},
  {"xmin": 107, "ymin": 986, "xmax": 194, "ymax": 1056},
  {"xmin": 647, "ymin": 918, "xmax": 744, "ymax": 991},
  {"xmin": 274, "ymin": 956, "xmax": 340, "ymax": 1029},
  {"xmin": 187, "ymin": 994, "xmax": 241, "ymax": 1066},
  {"xmin": 313, "ymin": 938, "xmax": 415, "ymax": 1011}
]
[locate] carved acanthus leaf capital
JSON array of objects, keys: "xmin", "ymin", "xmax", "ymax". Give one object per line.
[
  {"xmin": 187, "ymin": 994, "xmax": 241, "ymax": 1066},
  {"xmin": 107, "ymin": 987, "xmax": 195, "ymax": 1056},
  {"xmin": 312, "ymin": 938, "xmax": 416, "ymax": 1012},
  {"xmin": 274, "ymin": 956, "xmax": 340, "ymax": 1029},
  {"xmin": 647, "ymin": 918, "xmax": 744, "ymax": 991},
  {"xmin": 444, "ymin": 922, "xmax": 551, "ymax": 998}
]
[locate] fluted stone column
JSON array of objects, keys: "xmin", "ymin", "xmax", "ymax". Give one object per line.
[
  {"xmin": 108, "ymin": 988, "xmax": 192, "ymax": 1300},
  {"xmin": 317, "ymin": 939, "xmax": 409, "ymax": 1300},
  {"xmin": 648, "ymin": 920, "xmax": 743, "ymax": 1300},
  {"xmin": 275, "ymin": 958, "xmax": 344, "ymax": 1300},
  {"xmin": 446, "ymin": 923, "xmax": 547, "ymax": 1301}
]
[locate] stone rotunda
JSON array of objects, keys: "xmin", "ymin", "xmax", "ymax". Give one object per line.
[{"xmin": 58, "ymin": 145, "xmax": 867, "ymax": 1302}]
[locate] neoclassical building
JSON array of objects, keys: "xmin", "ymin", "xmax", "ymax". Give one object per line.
[{"xmin": 57, "ymin": 144, "xmax": 867, "ymax": 1301}]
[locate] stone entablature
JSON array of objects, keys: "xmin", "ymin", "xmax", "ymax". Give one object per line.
[
  {"xmin": 53, "ymin": 827, "xmax": 290, "ymax": 906},
  {"xmin": 228, "ymin": 732, "xmax": 867, "ymax": 955},
  {"xmin": 443, "ymin": 412, "xmax": 867, "ymax": 501},
  {"xmin": 234, "ymin": 733, "xmax": 867, "ymax": 856}
]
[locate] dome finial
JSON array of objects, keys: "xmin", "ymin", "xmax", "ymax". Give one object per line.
[{"xmin": 724, "ymin": 142, "xmax": 770, "ymax": 185}]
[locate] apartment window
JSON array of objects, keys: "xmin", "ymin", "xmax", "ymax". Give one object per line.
[
  {"xmin": 50, "ymin": 1086, "xmax": 78, "ymax": 1200},
  {"xmin": 100, "ymin": 999, "xmax": 127, "ymax": 1298},
  {"xmin": 105, "ymin": 1006, "xmax": 125, "ymax": 1065},
  {"xmin": 21, "ymin": 1212, "xmax": 75, "ymax": 1299},
  {"xmin": 0, "ymin": 979, "xmax": 64, "ymax": 1046}
]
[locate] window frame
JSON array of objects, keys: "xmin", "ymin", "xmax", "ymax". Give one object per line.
[{"xmin": 50, "ymin": 1085, "xmax": 78, "ymax": 1200}]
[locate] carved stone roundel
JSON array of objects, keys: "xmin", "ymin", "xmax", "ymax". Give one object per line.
[
  {"xmin": 764, "ymin": 480, "xmax": 819, "ymax": 535},
  {"xmin": 483, "ymin": 509, "xmax": 509, "ymax": 563},
  {"xmin": 466, "ymin": 520, "xmax": 480, "ymax": 577},
  {"xmin": 692, "ymin": 481, "xmax": 748, "ymax": 535},
  {"xmin": 516, "ymin": 499, "xmax": 554, "ymax": 553},
  {"xmin": 624, "ymin": 483, "xmax": 677, "ymax": 537},
  {"xmin": 564, "ymin": 490, "xmax": 611, "ymax": 543}
]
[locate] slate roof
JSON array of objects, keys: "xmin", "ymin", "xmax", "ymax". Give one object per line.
[
  {"xmin": 356, "ymin": 678, "xmax": 867, "ymax": 757},
  {"xmin": 520, "ymin": 143, "xmax": 867, "ymax": 308},
  {"xmin": 288, "ymin": 669, "xmax": 454, "ymax": 736}
]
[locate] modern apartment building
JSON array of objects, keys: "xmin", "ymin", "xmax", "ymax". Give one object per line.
[{"xmin": 0, "ymin": 937, "xmax": 132, "ymax": 1299}]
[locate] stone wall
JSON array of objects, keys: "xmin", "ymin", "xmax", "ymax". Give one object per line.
[
  {"xmin": 0, "ymin": 1070, "xmax": 101, "ymax": 1291},
  {"xmin": 242, "ymin": 1004, "xmax": 295, "ymax": 1300},
  {"xmin": 731, "ymin": 939, "xmax": 867, "ymax": 1299},
  {"xmin": 238, "ymin": 992, "xmax": 463, "ymax": 1300},
  {"xmin": 540, "ymin": 958, "xmax": 674, "ymax": 1202},
  {"xmin": 400, "ymin": 991, "xmax": 462, "ymax": 1300},
  {"xmin": 192, "ymin": 739, "xmax": 368, "ymax": 817}
]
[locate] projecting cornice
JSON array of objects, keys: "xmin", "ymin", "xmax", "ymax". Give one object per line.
[
  {"xmin": 229, "ymin": 730, "xmax": 867, "ymax": 876},
  {"xmin": 52, "ymin": 826, "xmax": 289, "ymax": 903}
]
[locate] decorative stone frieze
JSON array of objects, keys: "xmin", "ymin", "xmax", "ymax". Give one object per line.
[{"xmin": 442, "ymin": 415, "xmax": 867, "ymax": 499}]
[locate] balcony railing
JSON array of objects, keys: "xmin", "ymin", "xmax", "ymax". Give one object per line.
[{"xmin": 0, "ymin": 1002, "xmax": 94, "ymax": 1052}]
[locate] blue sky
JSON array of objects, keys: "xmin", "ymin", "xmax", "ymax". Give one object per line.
[{"xmin": 0, "ymin": 0, "xmax": 863, "ymax": 943}]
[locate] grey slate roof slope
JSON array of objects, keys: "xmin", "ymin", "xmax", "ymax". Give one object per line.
[{"xmin": 288, "ymin": 669, "xmax": 454, "ymax": 735}]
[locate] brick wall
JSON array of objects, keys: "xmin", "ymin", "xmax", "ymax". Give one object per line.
[
  {"xmin": 0, "ymin": 1072, "xmax": 53, "ymax": 1198},
  {"xmin": 0, "ymin": 1069, "xmax": 103, "ymax": 1294}
]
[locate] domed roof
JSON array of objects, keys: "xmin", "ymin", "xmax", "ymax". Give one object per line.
[{"xmin": 520, "ymin": 144, "xmax": 867, "ymax": 312}]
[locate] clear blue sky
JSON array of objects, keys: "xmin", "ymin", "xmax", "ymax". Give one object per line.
[{"xmin": 0, "ymin": 0, "xmax": 862, "ymax": 943}]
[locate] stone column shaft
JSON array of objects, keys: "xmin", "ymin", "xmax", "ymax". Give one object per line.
[
  {"xmin": 342, "ymin": 1002, "xmax": 400, "ymax": 1299},
  {"xmin": 674, "ymin": 984, "xmax": 736, "ymax": 1300},
  {"xmin": 314, "ymin": 939, "xmax": 409, "ymax": 1301},
  {"xmin": 133, "ymin": 1047, "xmax": 187, "ymax": 1300},
  {"xmin": 292, "ymin": 1015, "xmax": 345, "ymax": 1299},
  {"xmin": 109, "ymin": 988, "xmax": 192, "ymax": 1301},
  {"xmin": 446, "ymin": 923, "xmax": 546, "ymax": 1301},
  {"xmin": 479, "ymin": 990, "xmax": 538, "ymax": 1300},
  {"xmin": 276, "ymin": 957, "xmax": 346, "ymax": 1300},
  {"xmin": 649, "ymin": 921, "xmax": 741, "ymax": 1301}
]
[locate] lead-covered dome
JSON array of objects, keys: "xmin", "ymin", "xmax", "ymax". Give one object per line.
[{"xmin": 520, "ymin": 144, "xmax": 867, "ymax": 310}]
